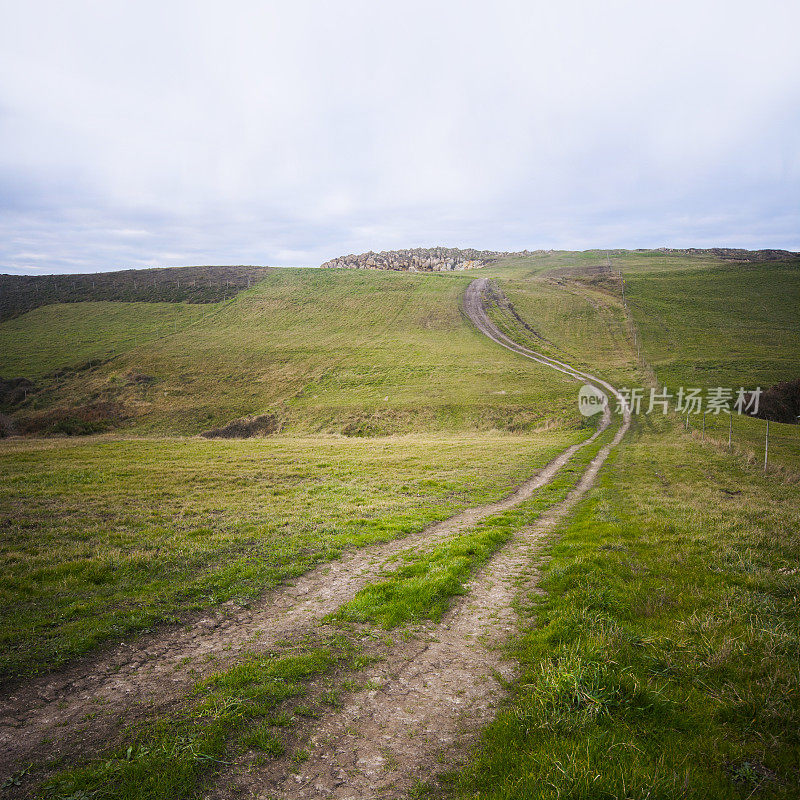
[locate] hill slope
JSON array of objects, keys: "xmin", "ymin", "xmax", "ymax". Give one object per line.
[{"xmin": 1, "ymin": 267, "xmax": 581, "ymax": 436}]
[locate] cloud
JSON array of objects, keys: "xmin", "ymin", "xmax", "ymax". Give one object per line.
[{"xmin": 0, "ymin": 0, "xmax": 798, "ymax": 273}]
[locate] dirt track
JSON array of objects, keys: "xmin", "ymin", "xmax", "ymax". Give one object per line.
[
  {"xmin": 0, "ymin": 353, "xmax": 608, "ymax": 775},
  {"xmin": 206, "ymin": 279, "xmax": 631, "ymax": 798},
  {"xmin": 0, "ymin": 278, "xmax": 631, "ymax": 797}
]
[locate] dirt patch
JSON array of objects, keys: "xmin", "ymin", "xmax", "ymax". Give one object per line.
[
  {"xmin": 13, "ymin": 401, "xmax": 128, "ymax": 436},
  {"xmin": 201, "ymin": 412, "xmax": 284, "ymax": 438},
  {"xmin": 124, "ymin": 371, "xmax": 156, "ymax": 386}
]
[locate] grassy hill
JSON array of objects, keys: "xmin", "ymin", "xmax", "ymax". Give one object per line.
[
  {"xmin": 0, "ymin": 301, "xmax": 210, "ymax": 378},
  {"xmin": 1, "ymin": 267, "xmax": 582, "ymax": 436},
  {"xmin": 1, "ymin": 249, "xmax": 799, "ymax": 798},
  {"xmin": 484, "ymin": 252, "xmax": 800, "ymax": 472},
  {"xmin": 624, "ymin": 262, "xmax": 800, "ymax": 391},
  {"xmin": 0, "ymin": 263, "xmax": 596, "ymax": 677}
]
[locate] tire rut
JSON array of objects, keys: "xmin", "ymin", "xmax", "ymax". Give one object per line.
[
  {"xmin": 216, "ymin": 278, "xmax": 631, "ymax": 798},
  {"xmin": 1, "ymin": 277, "xmax": 628, "ymax": 786},
  {"xmin": 0, "ymin": 430, "xmax": 599, "ymax": 775},
  {"xmin": 253, "ymin": 412, "xmax": 626, "ymax": 799}
]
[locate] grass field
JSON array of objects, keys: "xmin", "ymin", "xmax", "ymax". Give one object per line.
[
  {"xmin": 622, "ymin": 261, "xmax": 800, "ymax": 472},
  {"xmin": 485, "ymin": 254, "xmax": 799, "ymax": 472},
  {"xmin": 39, "ymin": 424, "xmax": 623, "ymax": 800},
  {"xmin": 1, "ymin": 249, "xmax": 798, "ymax": 799},
  {"xmin": 485, "ymin": 273, "xmax": 636, "ymax": 387},
  {"xmin": 625, "ymin": 262, "xmax": 800, "ymax": 391},
  {"xmin": 433, "ymin": 417, "xmax": 800, "ymax": 799},
  {"xmin": 0, "ymin": 301, "xmax": 211, "ymax": 378},
  {"xmin": 0, "ymin": 428, "xmax": 584, "ymax": 682}
]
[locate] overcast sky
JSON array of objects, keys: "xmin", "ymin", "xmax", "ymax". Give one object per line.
[{"xmin": 1, "ymin": 0, "xmax": 798, "ymax": 274}]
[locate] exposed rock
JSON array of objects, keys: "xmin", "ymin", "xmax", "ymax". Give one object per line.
[{"xmin": 320, "ymin": 247, "xmax": 537, "ymax": 272}]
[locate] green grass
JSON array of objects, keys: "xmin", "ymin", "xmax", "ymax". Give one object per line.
[
  {"xmin": 0, "ymin": 301, "xmax": 211, "ymax": 378},
  {"xmin": 42, "ymin": 636, "xmax": 352, "ymax": 800},
  {"xmin": 0, "ymin": 428, "xmax": 584, "ymax": 682},
  {"xmin": 621, "ymin": 262, "xmax": 800, "ymax": 471},
  {"xmin": 485, "ymin": 276, "xmax": 636, "ymax": 387},
  {"xmin": 2, "ymin": 268, "xmax": 580, "ymax": 435},
  {"xmin": 487, "ymin": 255, "xmax": 799, "ymax": 472},
  {"xmin": 625, "ymin": 262, "xmax": 800, "ymax": 391},
  {"xmin": 331, "ymin": 422, "xmax": 617, "ymax": 629},
  {"xmin": 478, "ymin": 249, "xmax": 779, "ymax": 281},
  {"xmin": 430, "ymin": 417, "xmax": 800, "ymax": 799},
  {"xmin": 684, "ymin": 410, "xmax": 800, "ymax": 476},
  {"xmin": 4, "ymin": 249, "xmax": 798, "ymax": 798}
]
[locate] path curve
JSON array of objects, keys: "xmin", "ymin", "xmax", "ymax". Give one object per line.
[
  {"xmin": 239, "ymin": 279, "xmax": 632, "ymax": 798},
  {"xmin": 463, "ymin": 278, "xmax": 630, "ymax": 419},
  {"xmin": 0, "ymin": 371, "xmax": 608, "ymax": 775}
]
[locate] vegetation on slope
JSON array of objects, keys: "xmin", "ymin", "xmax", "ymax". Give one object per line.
[
  {"xmin": 490, "ymin": 253, "xmax": 800, "ymax": 471},
  {"xmin": 0, "ymin": 265, "xmax": 270, "ymax": 321},
  {"xmin": 622, "ymin": 261, "xmax": 800, "ymax": 471},
  {"xmin": 1, "ymin": 268, "xmax": 580, "ymax": 436},
  {"xmin": 432, "ymin": 418, "xmax": 800, "ymax": 799},
  {"xmin": 0, "ymin": 301, "xmax": 210, "ymax": 379},
  {"xmin": 625, "ymin": 262, "xmax": 800, "ymax": 391}
]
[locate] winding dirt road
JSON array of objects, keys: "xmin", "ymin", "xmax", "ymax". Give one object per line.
[
  {"xmin": 0, "ymin": 281, "xmax": 621, "ymax": 779},
  {"xmin": 1, "ymin": 278, "xmax": 631, "ymax": 798},
  {"xmin": 216, "ymin": 279, "xmax": 632, "ymax": 798}
]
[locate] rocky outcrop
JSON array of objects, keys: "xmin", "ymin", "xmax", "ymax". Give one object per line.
[
  {"xmin": 647, "ymin": 248, "xmax": 797, "ymax": 262},
  {"xmin": 320, "ymin": 247, "xmax": 535, "ymax": 272}
]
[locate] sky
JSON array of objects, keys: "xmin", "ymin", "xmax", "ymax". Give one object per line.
[{"xmin": 1, "ymin": 0, "xmax": 799, "ymax": 274}]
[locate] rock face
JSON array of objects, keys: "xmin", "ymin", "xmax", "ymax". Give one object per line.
[{"xmin": 320, "ymin": 247, "xmax": 533, "ymax": 272}]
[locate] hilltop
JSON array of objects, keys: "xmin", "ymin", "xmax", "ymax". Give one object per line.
[{"xmin": 320, "ymin": 246, "xmax": 536, "ymax": 272}]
